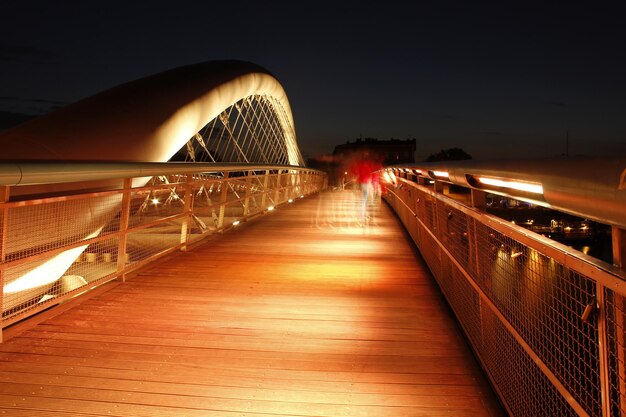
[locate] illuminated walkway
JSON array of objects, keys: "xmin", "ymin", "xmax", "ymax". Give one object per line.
[{"xmin": 0, "ymin": 190, "xmax": 504, "ymax": 416}]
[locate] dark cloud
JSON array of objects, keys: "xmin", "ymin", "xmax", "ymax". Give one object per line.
[
  {"xmin": 0, "ymin": 96, "xmax": 65, "ymax": 105},
  {"xmin": 0, "ymin": 43, "xmax": 49, "ymax": 62},
  {"xmin": 0, "ymin": 110, "xmax": 37, "ymax": 130}
]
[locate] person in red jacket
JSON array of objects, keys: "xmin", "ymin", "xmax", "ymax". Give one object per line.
[{"xmin": 349, "ymin": 159, "xmax": 383, "ymax": 225}]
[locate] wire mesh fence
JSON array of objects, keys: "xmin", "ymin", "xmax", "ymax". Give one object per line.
[
  {"xmin": 0, "ymin": 167, "xmax": 325, "ymax": 330},
  {"xmin": 385, "ymin": 175, "xmax": 626, "ymax": 417}
]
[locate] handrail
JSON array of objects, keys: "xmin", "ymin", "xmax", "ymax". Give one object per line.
[
  {"xmin": 0, "ymin": 162, "xmax": 315, "ymax": 187},
  {"xmin": 388, "ymin": 156, "xmax": 626, "ymax": 228}
]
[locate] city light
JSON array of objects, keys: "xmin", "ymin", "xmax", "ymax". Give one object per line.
[
  {"xmin": 233, "ymin": 220, "xmax": 240, "ymax": 226},
  {"xmin": 152, "ymin": 197, "xmax": 160, "ymax": 205},
  {"xmin": 267, "ymin": 206, "xmax": 275, "ymax": 211},
  {"xmin": 433, "ymin": 171, "xmax": 449, "ymax": 178},
  {"xmin": 288, "ymin": 199, "xmax": 293, "ymax": 203},
  {"xmin": 477, "ymin": 177, "xmax": 544, "ymax": 194}
]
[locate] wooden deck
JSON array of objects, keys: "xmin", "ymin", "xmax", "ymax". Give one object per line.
[{"xmin": 0, "ymin": 190, "xmax": 505, "ymax": 416}]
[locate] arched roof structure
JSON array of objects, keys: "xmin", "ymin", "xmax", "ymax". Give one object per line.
[{"xmin": 0, "ymin": 60, "xmax": 303, "ymax": 166}]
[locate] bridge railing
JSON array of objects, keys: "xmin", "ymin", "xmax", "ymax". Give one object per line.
[
  {"xmin": 383, "ymin": 166, "xmax": 626, "ymax": 417},
  {"xmin": 0, "ymin": 163, "xmax": 326, "ymax": 338}
]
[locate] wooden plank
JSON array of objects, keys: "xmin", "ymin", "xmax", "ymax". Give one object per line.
[{"xmin": 0, "ymin": 191, "xmax": 505, "ymax": 416}]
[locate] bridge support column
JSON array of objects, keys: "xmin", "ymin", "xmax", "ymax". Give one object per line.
[
  {"xmin": 0, "ymin": 186, "xmax": 9, "ymax": 342},
  {"xmin": 116, "ymin": 178, "xmax": 132, "ymax": 283}
]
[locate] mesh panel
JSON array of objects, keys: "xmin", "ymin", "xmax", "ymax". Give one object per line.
[
  {"xmin": 482, "ymin": 303, "xmax": 577, "ymax": 416},
  {"xmin": 3, "ymin": 237, "xmax": 119, "ymax": 320},
  {"xmin": 125, "ymin": 219, "xmax": 183, "ymax": 265},
  {"xmin": 386, "ymin": 182, "xmax": 612, "ymax": 417},
  {"xmin": 436, "ymin": 203, "xmax": 471, "ymax": 271},
  {"xmin": 4, "ymin": 194, "xmax": 122, "ymax": 262},
  {"xmin": 605, "ymin": 289, "xmax": 626, "ymax": 416},
  {"xmin": 473, "ymin": 221, "xmax": 601, "ymax": 415},
  {"xmin": 127, "ymin": 187, "xmax": 185, "ymax": 229}
]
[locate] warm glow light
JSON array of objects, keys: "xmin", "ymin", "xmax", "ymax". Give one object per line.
[
  {"xmin": 288, "ymin": 199, "xmax": 293, "ymax": 203},
  {"xmin": 382, "ymin": 172, "xmax": 392, "ymax": 183},
  {"xmin": 477, "ymin": 177, "xmax": 544, "ymax": 194},
  {"xmin": 267, "ymin": 206, "xmax": 274, "ymax": 211},
  {"xmin": 414, "ymin": 169, "xmax": 422, "ymax": 174},
  {"xmin": 433, "ymin": 171, "xmax": 449, "ymax": 178},
  {"xmin": 300, "ymin": 195, "xmax": 304, "ymax": 198},
  {"xmin": 4, "ymin": 228, "xmax": 102, "ymax": 295},
  {"xmin": 233, "ymin": 220, "xmax": 240, "ymax": 226},
  {"xmin": 151, "ymin": 198, "xmax": 160, "ymax": 205},
  {"xmin": 511, "ymin": 251, "xmax": 523, "ymax": 259}
]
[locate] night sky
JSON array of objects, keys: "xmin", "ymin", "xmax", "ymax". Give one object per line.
[{"xmin": 1, "ymin": 2, "xmax": 625, "ymax": 161}]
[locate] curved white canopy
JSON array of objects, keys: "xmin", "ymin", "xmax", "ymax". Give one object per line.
[{"xmin": 0, "ymin": 60, "xmax": 303, "ymax": 166}]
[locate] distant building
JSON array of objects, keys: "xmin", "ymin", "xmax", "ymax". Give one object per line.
[
  {"xmin": 332, "ymin": 137, "xmax": 416, "ymax": 166},
  {"xmin": 330, "ymin": 137, "xmax": 416, "ymax": 186}
]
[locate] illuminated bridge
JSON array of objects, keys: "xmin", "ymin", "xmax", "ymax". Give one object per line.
[{"xmin": 0, "ymin": 61, "xmax": 625, "ymax": 417}]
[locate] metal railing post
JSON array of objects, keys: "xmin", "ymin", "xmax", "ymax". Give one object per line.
[
  {"xmin": 434, "ymin": 179, "xmax": 444, "ymax": 194},
  {"xmin": 471, "ymin": 189, "xmax": 487, "ymax": 210},
  {"xmin": 597, "ymin": 282, "xmax": 612, "ymax": 417},
  {"xmin": 289, "ymin": 170, "xmax": 297, "ymax": 200},
  {"xmin": 116, "ymin": 178, "xmax": 132, "ymax": 283},
  {"xmin": 243, "ymin": 171, "xmax": 253, "ymax": 217},
  {"xmin": 217, "ymin": 172, "xmax": 230, "ymax": 228},
  {"xmin": 470, "ymin": 190, "xmax": 486, "ymax": 280},
  {"xmin": 180, "ymin": 174, "xmax": 193, "ymax": 251},
  {"xmin": 274, "ymin": 169, "xmax": 283, "ymax": 205},
  {"xmin": 0, "ymin": 186, "xmax": 10, "ymax": 342},
  {"xmin": 612, "ymin": 226, "xmax": 626, "ymax": 415},
  {"xmin": 260, "ymin": 170, "xmax": 270, "ymax": 209}
]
